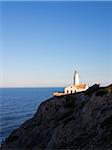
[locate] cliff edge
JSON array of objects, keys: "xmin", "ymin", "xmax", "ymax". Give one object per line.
[{"xmin": 1, "ymin": 84, "xmax": 112, "ymax": 150}]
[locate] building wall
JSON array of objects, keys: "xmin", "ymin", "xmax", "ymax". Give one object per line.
[
  {"xmin": 64, "ymin": 85, "xmax": 88, "ymax": 94},
  {"xmin": 64, "ymin": 86, "xmax": 77, "ymax": 94}
]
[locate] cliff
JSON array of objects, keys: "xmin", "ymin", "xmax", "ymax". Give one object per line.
[{"xmin": 1, "ymin": 84, "xmax": 112, "ymax": 150}]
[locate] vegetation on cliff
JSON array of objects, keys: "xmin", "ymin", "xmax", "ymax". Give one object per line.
[{"xmin": 1, "ymin": 84, "xmax": 112, "ymax": 150}]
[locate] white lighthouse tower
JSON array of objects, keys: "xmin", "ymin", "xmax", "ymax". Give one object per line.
[{"xmin": 74, "ymin": 71, "xmax": 79, "ymax": 86}]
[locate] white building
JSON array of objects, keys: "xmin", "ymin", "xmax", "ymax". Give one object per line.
[{"xmin": 64, "ymin": 71, "xmax": 88, "ymax": 94}]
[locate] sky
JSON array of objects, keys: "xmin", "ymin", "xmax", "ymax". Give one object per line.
[{"xmin": 0, "ymin": 1, "xmax": 112, "ymax": 87}]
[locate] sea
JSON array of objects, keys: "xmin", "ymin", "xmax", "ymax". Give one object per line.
[{"xmin": 0, "ymin": 87, "xmax": 63, "ymax": 143}]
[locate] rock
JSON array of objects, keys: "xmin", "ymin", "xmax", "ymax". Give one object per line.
[{"xmin": 1, "ymin": 84, "xmax": 112, "ymax": 150}]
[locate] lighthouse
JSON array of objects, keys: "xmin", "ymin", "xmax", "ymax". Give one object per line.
[
  {"xmin": 74, "ymin": 71, "xmax": 79, "ymax": 86},
  {"xmin": 53, "ymin": 70, "xmax": 88, "ymax": 96},
  {"xmin": 64, "ymin": 70, "xmax": 88, "ymax": 94}
]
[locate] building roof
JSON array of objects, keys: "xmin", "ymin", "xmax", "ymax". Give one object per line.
[
  {"xmin": 65, "ymin": 83, "xmax": 87, "ymax": 90},
  {"xmin": 76, "ymin": 84, "xmax": 86, "ymax": 89}
]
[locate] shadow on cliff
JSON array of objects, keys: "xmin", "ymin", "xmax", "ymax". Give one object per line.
[{"xmin": 1, "ymin": 84, "xmax": 112, "ymax": 150}]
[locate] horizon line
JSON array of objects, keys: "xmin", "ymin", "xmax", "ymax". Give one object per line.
[
  {"xmin": 0, "ymin": 86, "xmax": 65, "ymax": 88},
  {"xmin": 0, "ymin": 83, "xmax": 111, "ymax": 88}
]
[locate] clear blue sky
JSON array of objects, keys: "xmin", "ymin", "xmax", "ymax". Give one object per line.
[{"xmin": 1, "ymin": 1, "xmax": 112, "ymax": 87}]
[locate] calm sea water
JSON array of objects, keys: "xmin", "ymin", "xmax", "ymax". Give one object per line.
[{"xmin": 0, "ymin": 87, "xmax": 63, "ymax": 143}]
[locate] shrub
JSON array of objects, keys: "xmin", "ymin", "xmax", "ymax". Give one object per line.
[
  {"xmin": 96, "ymin": 84, "xmax": 112, "ymax": 97},
  {"xmin": 64, "ymin": 95, "xmax": 75, "ymax": 109}
]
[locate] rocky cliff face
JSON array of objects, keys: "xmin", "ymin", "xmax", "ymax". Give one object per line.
[{"xmin": 1, "ymin": 84, "xmax": 112, "ymax": 150}]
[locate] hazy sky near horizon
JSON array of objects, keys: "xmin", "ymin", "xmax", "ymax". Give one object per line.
[{"xmin": 1, "ymin": 1, "xmax": 112, "ymax": 87}]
